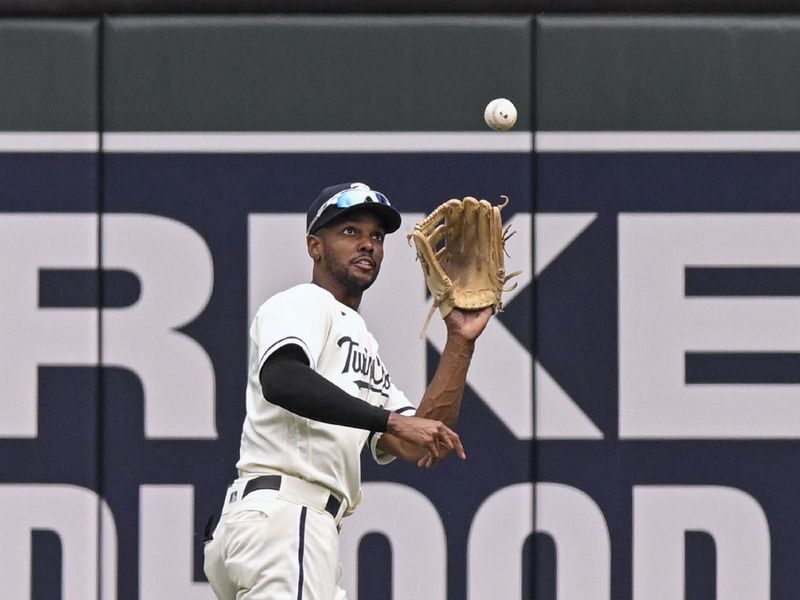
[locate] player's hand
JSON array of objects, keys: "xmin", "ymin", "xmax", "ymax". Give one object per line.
[
  {"xmin": 386, "ymin": 413, "xmax": 466, "ymax": 463},
  {"xmin": 444, "ymin": 307, "xmax": 493, "ymax": 342}
]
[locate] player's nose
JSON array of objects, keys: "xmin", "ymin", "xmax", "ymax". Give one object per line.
[{"xmin": 357, "ymin": 236, "xmax": 374, "ymax": 253}]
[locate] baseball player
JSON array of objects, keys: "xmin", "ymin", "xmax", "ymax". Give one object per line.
[{"xmin": 203, "ymin": 182, "xmax": 492, "ymax": 599}]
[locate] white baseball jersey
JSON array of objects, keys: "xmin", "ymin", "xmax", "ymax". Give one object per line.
[{"xmin": 237, "ymin": 283, "xmax": 415, "ymax": 513}]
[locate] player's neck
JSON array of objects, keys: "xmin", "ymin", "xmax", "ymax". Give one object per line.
[{"xmin": 311, "ymin": 275, "xmax": 362, "ymax": 312}]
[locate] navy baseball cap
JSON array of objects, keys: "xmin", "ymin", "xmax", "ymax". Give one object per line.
[{"xmin": 306, "ymin": 182, "xmax": 402, "ymax": 235}]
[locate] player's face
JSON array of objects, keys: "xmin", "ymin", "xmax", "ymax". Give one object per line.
[{"xmin": 317, "ymin": 211, "xmax": 386, "ymax": 294}]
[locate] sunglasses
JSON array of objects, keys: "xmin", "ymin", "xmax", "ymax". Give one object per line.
[{"xmin": 307, "ymin": 188, "xmax": 392, "ymax": 234}]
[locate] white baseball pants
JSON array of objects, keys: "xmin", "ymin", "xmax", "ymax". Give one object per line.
[{"xmin": 204, "ymin": 476, "xmax": 348, "ymax": 600}]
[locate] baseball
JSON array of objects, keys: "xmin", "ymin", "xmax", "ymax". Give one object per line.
[{"xmin": 484, "ymin": 98, "xmax": 517, "ymax": 131}]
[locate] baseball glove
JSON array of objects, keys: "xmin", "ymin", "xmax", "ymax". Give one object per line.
[{"xmin": 408, "ymin": 195, "xmax": 520, "ymax": 335}]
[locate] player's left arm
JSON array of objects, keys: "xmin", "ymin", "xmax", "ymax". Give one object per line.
[{"xmin": 377, "ymin": 307, "xmax": 492, "ymax": 466}]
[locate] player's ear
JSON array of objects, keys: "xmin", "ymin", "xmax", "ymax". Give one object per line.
[{"xmin": 307, "ymin": 234, "xmax": 322, "ymax": 261}]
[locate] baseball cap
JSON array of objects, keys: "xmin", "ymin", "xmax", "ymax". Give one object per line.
[{"xmin": 306, "ymin": 182, "xmax": 402, "ymax": 235}]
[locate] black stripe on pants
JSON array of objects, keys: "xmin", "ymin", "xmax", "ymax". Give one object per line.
[{"xmin": 297, "ymin": 506, "xmax": 308, "ymax": 600}]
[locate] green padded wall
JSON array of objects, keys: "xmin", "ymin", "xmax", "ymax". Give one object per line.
[
  {"xmin": 104, "ymin": 15, "xmax": 531, "ymax": 131},
  {"xmin": 537, "ymin": 16, "xmax": 800, "ymax": 130}
]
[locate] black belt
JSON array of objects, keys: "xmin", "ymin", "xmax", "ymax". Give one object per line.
[{"xmin": 243, "ymin": 475, "xmax": 342, "ymax": 519}]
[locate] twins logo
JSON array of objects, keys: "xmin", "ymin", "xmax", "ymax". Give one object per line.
[{"xmin": 337, "ymin": 336, "xmax": 391, "ymax": 397}]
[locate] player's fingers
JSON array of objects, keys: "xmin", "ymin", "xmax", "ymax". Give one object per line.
[
  {"xmin": 450, "ymin": 433, "xmax": 466, "ymax": 459},
  {"xmin": 427, "ymin": 441, "xmax": 440, "ymax": 459},
  {"xmin": 438, "ymin": 426, "xmax": 465, "ymax": 459}
]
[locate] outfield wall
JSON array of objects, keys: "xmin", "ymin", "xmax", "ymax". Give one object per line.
[{"xmin": 1, "ymin": 14, "xmax": 799, "ymax": 599}]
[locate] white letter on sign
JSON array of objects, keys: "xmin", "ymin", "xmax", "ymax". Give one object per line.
[
  {"xmin": 338, "ymin": 482, "xmax": 446, "ymax": 600},
  {"xmin": 426, "ymin": 213, "xmax": 602, "ymax": 440},
  {"xmin": 0, "ymin": 214, "xmax": 98, "ymax": 438},
  {"xmin": 0, "ymin": 484, "xmax": 117, "ymax": 600},
  {"xmin": 620, "ymin": 213, "xmax": 800, "ymax": 438},
  {"xmin": 103, "ymin": 214, "xmax": 216, "ymax": 439},
  {"xmin": 468, "ymin": 482, "xmax": 610, "ymax": 600},
  {"xmin": 633, "ymin": 485, "xmax": 770, "ymax": 600}
]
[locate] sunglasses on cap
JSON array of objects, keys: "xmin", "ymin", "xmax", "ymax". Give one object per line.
[{"xmin": 306, "ymin": 188, "xmax": 392, "ymax": 234}]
